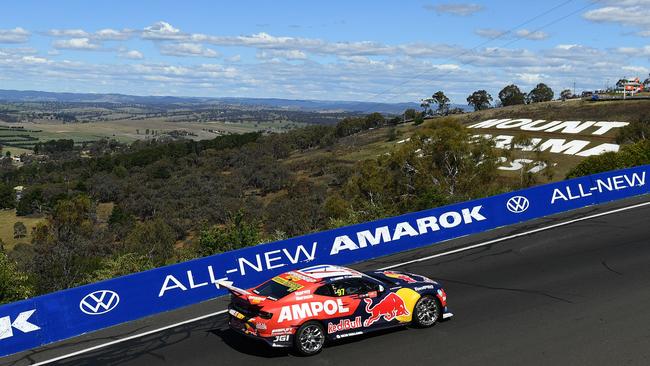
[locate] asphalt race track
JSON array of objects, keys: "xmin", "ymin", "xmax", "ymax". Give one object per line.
[{"xmin": 7, "ymin": 198, "xmax": 650, "ymax": 365}]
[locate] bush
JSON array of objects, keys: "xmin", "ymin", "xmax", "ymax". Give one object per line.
[
  {"xmin": 82, "ymin": 253, "xmax": 154, "ymax": 283},
  {"xmin": 616, "ymin": 114, "xmax": 649, "ymax": 144},
  {"xmin": 124, "ymin": 218, "xmax": 176, "ymax": 265},
  {"xmin": 566, "ymin": 140, "xmax": 650, "ymax": 178},
  {"xmin": 0, "ymin": 249, "xmax": 34, "ymax": 305},
  {"xmin": 198, "ymin": 211, "xmax": 261, "ymax": 255}
]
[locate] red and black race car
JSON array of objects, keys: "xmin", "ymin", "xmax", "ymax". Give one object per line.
[{"xmin": 224, "ymin": 264, "xmax": 453, "ymax": 355}]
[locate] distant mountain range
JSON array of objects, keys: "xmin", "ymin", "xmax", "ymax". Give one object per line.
[{"xmin": 0, "ymin": 89, "xmax": 469, "ymax": 114}]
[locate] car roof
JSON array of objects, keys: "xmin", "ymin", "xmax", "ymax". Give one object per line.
[
  {"xmin": 294, "ymin": 265, "xmax": 365, "ymax": 283},
  {"xmin": 258, "ymin": 265, "xmax": 371, "ymax": 292}
]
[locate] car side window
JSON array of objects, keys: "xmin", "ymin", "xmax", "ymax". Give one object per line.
[
  {"xmin": 331, "ymin": 278, "xmax": 378, "ymax": 297},
  {"xmin": 314, "ymin": 284, "xmax": 334, "ymax": 297}
]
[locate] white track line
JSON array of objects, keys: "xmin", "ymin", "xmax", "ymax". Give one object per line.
[
  {"xmin": 31, "ymin": 310, "xmax": 228, "ymax": 366},
  {"xmin": 30, "ymin": 199, "xmax": 650, "ymax": 365},
  {"xmin": 379, "ymin": 200, "xmax": 650, "ymax": 270}
]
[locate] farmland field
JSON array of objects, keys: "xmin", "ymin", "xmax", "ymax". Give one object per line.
[{"xmin": 0, "ymin": 119, "xmax": 306, "ymax": 152}]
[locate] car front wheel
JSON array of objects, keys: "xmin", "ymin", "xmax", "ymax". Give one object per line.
[
  {"xmin": 413, "ymin": 294, "xmax": 440, "ymax": 328},
  {"xmin": 294, "ymin": 321, "xmax": 325, "ymax": 356}
]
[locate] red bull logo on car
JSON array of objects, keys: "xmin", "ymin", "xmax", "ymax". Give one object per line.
[
  {"xmin": 383, "ymin": 271, "xmax": 417, "ymax": 283},
  {"xmin": 363, "ymin": 293, "xmax": 410, "ymax": 327}
]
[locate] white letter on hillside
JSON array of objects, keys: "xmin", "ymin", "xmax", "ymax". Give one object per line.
[
  {"xmin": 591, "ymin": 122, "xmax": 629, "ymax": 135},
  {"xmin": 538, "ymin": 139, "xmax": 590, "ymax": 155}
]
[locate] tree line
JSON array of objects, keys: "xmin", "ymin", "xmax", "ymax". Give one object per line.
[{"xmin": 421, "ymin": 83, "xmax": 558, "ymax": 116}]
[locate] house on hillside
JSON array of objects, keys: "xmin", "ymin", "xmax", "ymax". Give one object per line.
[{"xmin": 616, "ymin": 77, "xmax": 645, "ymax": 94}]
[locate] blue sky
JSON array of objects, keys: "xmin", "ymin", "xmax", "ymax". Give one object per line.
[{"xmin": 0, "ymin": 0, "xmax": 649, "ymax": 103}]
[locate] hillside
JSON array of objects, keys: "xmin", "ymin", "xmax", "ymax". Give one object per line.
[
  {"xmin": 0, "ymin": 99, "xmax": 647, "ymax": 298},
  {"xmin": 284, "ymin": 98, "xmax": 647, "ymax": 186}
]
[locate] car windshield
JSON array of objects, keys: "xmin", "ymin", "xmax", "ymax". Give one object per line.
[{"xmin": 253, "ymin": 277, "xmax": 303, "ymax": 299}]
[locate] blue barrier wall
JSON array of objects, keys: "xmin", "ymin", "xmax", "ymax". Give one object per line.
[{"xmin": 1, "ymin": 165, "xmax": 648, "ymax": 357}]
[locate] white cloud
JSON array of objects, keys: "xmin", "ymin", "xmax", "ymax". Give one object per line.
[
  {"xmin": 514, "ymin": 29, "xmax": 549, "ymax": 41},
  {"xmin": 47, "ymin": 28, "xmax": 133, "ymax": 41},
  {"xmin": 0, "ymin": 47, "xmax": 37, "ymax": 56},
  {"xmin": 516, "ymin": 73, "xmax": 547, "ymax": 84},
  {"xmin": 21, "ymin": 55, "xmax": 49, "ymax": 64},
  {"xmin": 47, "ymin": 29, "xmax": 90, "ymax": 38},
  {"xmin": 53, "ymin": 38, "xmax": 101, "ymax": 50},
  {"xmin": 616, "ymin": 46, "xmax": 650, "ymax": 57},
  {"xmin": 3, "ymin": 20, "xmax": 649, "ymax": 102},
  {"xmin": 95, "ymin": 28, "xmax": 133, "ymax": 40},
  {"xmin": 159, "ymin": 43, "xmax": 220, "ymax": 58},
  {"xmin": 475, "ymin": 28, "xmax": 548, "ymax": 41},
  {"xmin": 475, "ymin": 28, "xmax": 507, "ymax": 39},
  {"xmin": 142, "ymin": 21, "xmax": 183, "ymax": 40},
  {"xmin": 425, "ymin": 3, "xmax": 483, "ymax": 16},
  {"xmin": 257, "ymin": 49, "xmax": 307, "ymax": 60},
  {"xmin": 119, "ymin": 49, "xmax": 144, "ymax": 59},
  {"xmin": 0, "ymin": 27, "xmax": 30, "ymax": 43},
  {"xmin": 226, "ymin": 54, "xmax": 241, "ymax": 62},
  {"xmin": 583, "ymin": 1, "xmax": 650, "ymax": 36}
]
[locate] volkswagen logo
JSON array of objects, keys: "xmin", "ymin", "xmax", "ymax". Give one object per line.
[
  {"xmin": 80, "ymin": 290, "xmax": 120, "ymax": 315},
  {"xmin": 506, "ymin": 196, "xmax": 529, "ymax": 214}
]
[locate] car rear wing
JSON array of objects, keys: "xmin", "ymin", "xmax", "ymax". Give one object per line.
[{"xmin": 215, "ymin": 279, "xmax": 251, "ymax": 296}]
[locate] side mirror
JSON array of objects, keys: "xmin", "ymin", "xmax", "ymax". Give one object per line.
[{"xmin": 378, "ymin": 285, "xmax": 385, "ymax": 293}]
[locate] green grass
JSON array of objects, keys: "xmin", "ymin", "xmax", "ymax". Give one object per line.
[
  {"xmin": 1, "ymin": 146, "xmax": 32, "ymax": 157},
  {"xmin": 0, "ymin": 209, "xmax": 46, "ymax": 250}
]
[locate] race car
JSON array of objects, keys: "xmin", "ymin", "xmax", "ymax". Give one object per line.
[{"xmin": 225, "ymin": 264, "xmax": 452, "ymax": 356}]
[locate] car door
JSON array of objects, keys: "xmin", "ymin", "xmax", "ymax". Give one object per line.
[{"xmin": 330, "ymin": 277, "xmax": 400, "ymax": 330}]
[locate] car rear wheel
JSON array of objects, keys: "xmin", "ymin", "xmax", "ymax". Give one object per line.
[
  {"xmin": 294, "ymin": 321, "xmax": 325, "ymax": 356},
  {"xmin": 413, "ymin": 295, "xmax": 440, "ymax": 328}
]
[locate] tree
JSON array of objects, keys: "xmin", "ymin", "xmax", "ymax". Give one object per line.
[
  {"xmin": 431, "ymin": 91, "xmax": 450, "ymax": 115},
  {"xmin": 421, "ymin": 91, "xmax": 450, "ymax": 116},
  {"xmin": 30, "ymin": 195, "xmax": 107, "ymax": 293},
  {"xmin": 16, "ymin": 187, "xmax": 45, "ymax": 216},
  {"xmin": 124, "ymin": 218, "xmax": 176, "ymax": 266},
  {"xmin": 340, "ymin": 118, "xmax": 502, "ymax": 220},
  {"xmin": 560, "ymin": 89, "xmax": 573, "ymax": 101},
  {"xmin": 198, "ymin": 211, "xmax": 261, "ymax": 255},
  {"xmin": 528, "ymin": 83, "xmax": 554, "ymax": 103},
  {"xmin": 466, "ymin": 90, "xmax": 493, "ymax": 111},
  {"xmin": 0, "ymin": 247, "xmax": 34, "ymax": 305},
  {"xmin": 420, "ymin": 99, "xmax": 432, "ymax": 116},
  {"xmin": 364, "ymin": 112, "xmax": 385, "ymax": 129},
  {"xmin": 0, "ymin": 182, "xmax": 15, "ymax": 209},
  {"xmin": 499, "ymin": 84, "xmax": 526, "ymax": 106},
  {"xmin": 13, "ymin": 222, "xmax": 27, "ymax": 239},
  {"xmin": 403, "ymin": 108, "xmax": 418, "ymax": 121}
]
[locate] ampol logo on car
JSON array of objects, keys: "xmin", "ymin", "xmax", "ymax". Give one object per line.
[
  {"xmin": 79, "ymin": 290, "xmax": 120, "ymax": 315},
  {"xmin": 506, "ymin": 196, "xmax": 530, "ymax": 214}
]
